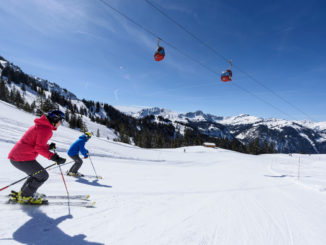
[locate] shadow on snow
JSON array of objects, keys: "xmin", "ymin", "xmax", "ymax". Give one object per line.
[
  {"xmin": 13, "ymin": 206, "xmax": 104, "ymax": 245},
  {"xmin": 75, "ymin": 178, "xmax": 112, "ymax": 188},
  {"xmin": 264, "ymin": 174, "xmax": 289, "ymax": 178},
  {"xmin": 264, "ymin": 175, "xmax": 311, "ymax": 178}
]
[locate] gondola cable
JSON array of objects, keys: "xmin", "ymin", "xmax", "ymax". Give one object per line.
[
  {"xmin": 144, "ymin": 0, "xmax": 315, "ymax": 121},
  {"xmin": 97, "ymin": 0, "xmax": 303, "ymax": 120}
]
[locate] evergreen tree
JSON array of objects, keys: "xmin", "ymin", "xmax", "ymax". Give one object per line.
[
  {"xmin": 14, "ymin": 89, "xmax": 24, "ymax": 107},
  {"xmin": 154, "ymin": 134, "xmax": 164, "ymax": 148},
  {"xmin": 41, "ymin": 98, "xmax": 54, "ymax": 113},
  {"xmin": 194, "ymin": 135, "xmax": 202, "ymax": 145},
  {"xmin": 21, "ymin": 83, "xmax": 26, "ymax": 92},
  {"xmin": 183, "ymin": 129, "xmax": 193, "ymax": 146},
  {"xmin": 120, "ymin": 133, "xmax": 130, "ymax": 144},
  {"xmin": 69, "ymin": 113, "xmax": 77, "ymax": 128},
  {"xmin": 231, "ymin": 139, "xmax": 239, "ymax": 151},
  {"xmin": 31, "ymin": 82, "xmax": 37, "ymax": 92},
  {"xmin": 118, "ymin": 123, "xmax": 130, "ymax": 143},
  {"xmin": 65, "ymin": 109, "xmax": 70, "ymax": 122},
  {"xmin": 0, "ymin": 80, "xmax": 9, "ymax": 101},
  {"xmin": 96, "ymin": 102, "xmax": 100, "ymax": 113},
  {"xmin": 140, "ymin": 130, "xmax": 151, "ymax": 148},
  {"xmin": 250, "ymin": 138, "xmax": 261, "ymax": 155},
  {"xmin": 9, "ymin": 86, "xmax": 16, "ymax": 103},
  {"xmin": 96, "ymin": 129, "xmax": 100, "ymax": 137},
  {"xmin": 74, "ymin": 116, "xmax": 87, "ymax": 132},
  {"xmin": 77, "ymin": 116, "xmax": 82, "ymax": 129},
  {"xmin": 30, "ymin": 101, "xmax": 36, "ymax": 113},
  {"xmin": 262, "ymin": 140, "xmax": 269, "ymax": 153},
  {"xmin": 269, "ymin": 142, "xmax": 275, "ymax": 153},
  {"xmin": 73, "ymin": 104, "xmax": 79, "ymax": 114},
  {"xmin": 22, "ymin": 102, "xmax": 32, "ymax": 112}
]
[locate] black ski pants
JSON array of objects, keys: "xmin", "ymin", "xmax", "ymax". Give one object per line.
[
  {"xmin": 68, "ymin": 155, "xmax": 83, "ymax": 173},
  {"xmin": 10, "ymin": 160, "xmax": 49, "ymax": 197}
]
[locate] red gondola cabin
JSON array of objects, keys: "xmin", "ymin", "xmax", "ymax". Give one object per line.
[
  {"xmin": 154, "ymin": 46, "xmax": 165, "ymax": 61},
  {"xmin": 221, "ymin": 69, "xmax": 232, "ymax": 82}
]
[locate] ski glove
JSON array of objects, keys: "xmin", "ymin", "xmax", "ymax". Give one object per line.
[
  {"xmin": 84, "ymin": 151, "xmax": 89, "ymax": 159},
  {"xmin": 51, "ymin": 153, "xmax": 66, "ymax": 165},
  {"xmin": 49, "ymin": 142, "xmax": 56, "ymax": 150}
]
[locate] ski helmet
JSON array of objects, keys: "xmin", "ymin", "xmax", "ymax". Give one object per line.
[
  {"xmin": 47, "ymin": 110, "xmax": 65, "ymax": 124},
  {"xmin": 84, "ymin": 131, "xmax": 93, "ymax": 139}
]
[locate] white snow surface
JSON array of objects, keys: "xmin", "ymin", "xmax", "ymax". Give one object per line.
[{"xmin": 1, "ymin": 100, "xmax": 326, "ymax": 245}]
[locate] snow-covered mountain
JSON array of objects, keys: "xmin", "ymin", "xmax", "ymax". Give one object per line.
[
  {"xmin": 0, "ymin": 57, "xmax": 77, "ymax": 100},
  {"xmin": 121, "ymin": 107, "xmax": 233, "ymax": 140},
  {"xmin": 0, "ymin": 56, "xmax": 118, "ymax": 141},
  {"xmin": 121, "ymin": 107, "xmax": 326, "ymax": 154},
  {"xmin": 34, "ymin": 76, "xmax": 78, "ymax": 100}
]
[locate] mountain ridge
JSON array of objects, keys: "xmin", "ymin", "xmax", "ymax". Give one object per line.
[{"xmin": 121, "ymin": 107, "xmax": 326, "ymax": 154}]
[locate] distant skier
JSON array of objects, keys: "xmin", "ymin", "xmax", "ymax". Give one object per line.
[
  {"xmin": 8, "ymin": 110, "xmax": 66, "ymax": 204},
  {"xmin": 67, "ymin": 132, "xmax": 92, "ymax": 177}
]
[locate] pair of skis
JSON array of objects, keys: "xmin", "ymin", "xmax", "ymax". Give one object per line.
[
  {"xmin": 66, "ymin": 173, "xmax": 103, "ymax": 180},
  {"xmin": 5, "ymin": 191, "xmax": 95, "ymax": 208}
]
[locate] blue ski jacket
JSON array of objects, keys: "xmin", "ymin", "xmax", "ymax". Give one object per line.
[{"xmin": 68, "ymin": 135, "xmax": 89, "ymax": 157}]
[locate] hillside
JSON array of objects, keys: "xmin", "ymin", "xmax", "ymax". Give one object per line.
[{"xmin": 1, "ymin": 99, "xmax": 326, "ymax": 244}]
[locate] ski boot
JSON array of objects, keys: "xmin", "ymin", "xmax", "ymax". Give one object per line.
[
  {"xmin": 17, "ymin": 191, "xmax": 46, "ymax": 205},
  {"xmin": 67, "ymin": 171, "xmax": 84, "ymax": 177},
  {"xmin": 10, "ymin": 190, "xmax": 46, "ymax": 199}
]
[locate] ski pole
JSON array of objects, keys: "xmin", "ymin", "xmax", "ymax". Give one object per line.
[
  {"xmin": 58, "ymin": 162, "xmax": 71, "ymax": 214},
  {"xmin": 47, "ymin": 160, "xmax": 74, "ymax": 171},
  {"xmin": 54, "ymin": 149, "xmax": 71, "ymax": 214},
  {"xmin": 0, "ymin": 163, "xmax": 57, "ymax": 192},
  {"xmin": 88, "ymin": 155, "xmax": 99, "ymax": 180}
]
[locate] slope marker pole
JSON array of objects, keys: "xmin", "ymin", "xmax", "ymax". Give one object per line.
[{"xmin": 297, "ymin": 157, "xmax": 301, "ymax": 181}]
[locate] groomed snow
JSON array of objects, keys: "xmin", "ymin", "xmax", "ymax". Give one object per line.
[{"xmin": 1, "ymin": 100, "xmax": 326, "ymax": 245}]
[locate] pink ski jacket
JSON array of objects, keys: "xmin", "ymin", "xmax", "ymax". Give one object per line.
[{"xmin": 8, "ymin": 115, "xmax": 56, "ymax": 161}]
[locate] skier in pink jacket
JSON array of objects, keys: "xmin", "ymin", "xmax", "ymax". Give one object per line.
[{"xmin": 8, "ymin": 110, "xmax": 66, "ymax": 204}]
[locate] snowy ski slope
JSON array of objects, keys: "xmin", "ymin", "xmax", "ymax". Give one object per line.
[{"xmin": 0, "ymin": 100, "xmax": 326, "ymax": 245}]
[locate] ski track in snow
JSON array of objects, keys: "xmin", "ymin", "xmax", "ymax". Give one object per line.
[{"xmin": 0, "ymin": 100, "xmax": 326, "ymax": 245}]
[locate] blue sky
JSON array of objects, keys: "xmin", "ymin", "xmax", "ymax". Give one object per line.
[{"xmin": 0, "ymin": 0, "xmax": 325, "ymax": 121}]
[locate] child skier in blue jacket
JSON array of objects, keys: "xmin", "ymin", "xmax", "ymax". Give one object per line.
[{"xmin": 67, "ymin": 132, "xmax": 92, "ymax": 177}]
